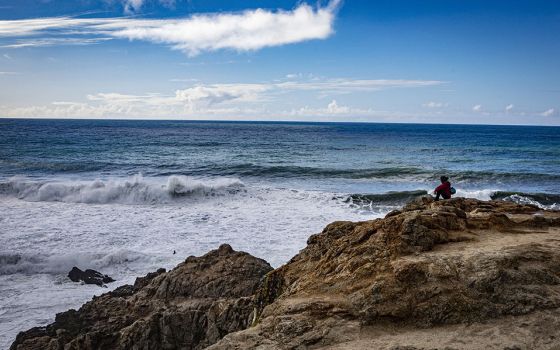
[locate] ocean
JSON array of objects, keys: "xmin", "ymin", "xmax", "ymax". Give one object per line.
[{"xmin": 1, "ymin": 119, "xmax": 559, "ymax": 347}]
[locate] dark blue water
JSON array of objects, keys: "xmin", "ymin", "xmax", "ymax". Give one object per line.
[{"xmin": 1, "ymin": 119, "xmax": 559, "ymax": 204}]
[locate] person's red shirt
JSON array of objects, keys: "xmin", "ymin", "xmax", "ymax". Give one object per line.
[{"xmin": 434, "ymin": 181, "xmax": 452, "ymax": 197}]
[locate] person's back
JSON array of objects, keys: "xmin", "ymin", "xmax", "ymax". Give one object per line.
[{"xmin": 434, "ymin": 176, "xmax": 452, "ymax": 201}]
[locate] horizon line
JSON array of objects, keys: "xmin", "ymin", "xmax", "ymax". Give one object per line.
[{"xmin": 0, "ymin": 116, "xmax": 559, "ymax": 128}]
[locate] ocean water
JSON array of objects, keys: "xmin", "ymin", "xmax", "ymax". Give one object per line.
[{"xmin": 1, "ymin": 119, "xmax": 559, "ymax": 347}]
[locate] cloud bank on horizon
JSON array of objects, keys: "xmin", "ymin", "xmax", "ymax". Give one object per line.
[{"xmin": 0, "ymin": 0, "xmax": 558, "ymax": 125}]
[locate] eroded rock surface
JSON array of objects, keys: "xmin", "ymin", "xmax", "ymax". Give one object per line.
[{"xmin": 11, "ymin": 197, "xmax": 560, "ymax": 350}]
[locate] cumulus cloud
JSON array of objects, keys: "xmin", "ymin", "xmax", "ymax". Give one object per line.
[
  {"xmin": 0, "ymin": 1, "xmax": 341, "ymax": 55},
  {"xmin": 541, "ymin": 108, "xmax": 555, "ymax": 117},
  {"xmin": 472, "ymin": 104, "xmax": 482, "ymax": 112},
  {"xmin": 326, "ymin": 100, "xmax": 349, "ymax": 114}
]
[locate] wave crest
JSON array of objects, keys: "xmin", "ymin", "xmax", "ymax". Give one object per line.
[{"xmin": 0, "ymin": 175, "xmax": 245, "ymax": 204}]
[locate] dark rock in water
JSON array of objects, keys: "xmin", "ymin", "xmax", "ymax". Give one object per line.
[{"xmin": 67, "ymin": 267, "xmax": 115, "ymax": 287}]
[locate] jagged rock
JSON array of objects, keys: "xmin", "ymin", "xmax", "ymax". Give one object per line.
[
  {"xmin": 12, "ymin": 199, "xmax": 560, "ymax": 350},
  {"xmin": 67, "ymin": 267, "xmax": 115, "ymax": 287},
  {"xmin": 12, "ymin": 244, "xmax": 272, "ymax": 350}
]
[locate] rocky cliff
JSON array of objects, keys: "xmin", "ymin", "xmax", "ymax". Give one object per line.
[{"xmin": 11, "ymin": 197, "xmax": 560, "ymax": 350}]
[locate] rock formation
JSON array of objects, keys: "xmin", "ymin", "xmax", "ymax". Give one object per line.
[
  {"xmin": 11, "ymin": 197, "xmax": 560, "ymax": 350},
  {"xmin": 11, "ymin": 244, "xmax": 272, "ymax": 350},
  {"xmin": 68, "ymin": 267, "xmax": 115, "ymax": 287}
]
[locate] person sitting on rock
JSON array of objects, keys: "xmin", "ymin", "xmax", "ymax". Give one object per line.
[{"xmin": 434, "ymin": 175, "xmax": 452, "ymax": 201}]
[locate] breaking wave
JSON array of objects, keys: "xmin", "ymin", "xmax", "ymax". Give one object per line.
[
  {"xmin": 491, "ymin": 191, "xmax": 560, "ymax": 210},
  {"xmin": 0, "ymin": 175, "xmax": 245, "ymax": 204}
]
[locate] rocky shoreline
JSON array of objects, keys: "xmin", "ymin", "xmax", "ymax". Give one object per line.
[{"xmin": 11, "ymin": 197, "xmax": 560, "ymax": 350}]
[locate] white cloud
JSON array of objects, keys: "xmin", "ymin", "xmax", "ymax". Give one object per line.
[
  {"xmin": 174, "ymin": 84, "xmax": 269, "ymax": 109},
  {"xmin": 326, "ymin": 100, "xmax": 349, "ymax": 114},
  {"xmin": 0, "ymin": 71, "xmax": 18, "ymax": 75},
  {"xmin": 472, "ymin": 104, "xmax": 482, "ymax": 112},
  {"xmin": 0, "ymin": 1, "xmax": 341, "ymax": 55},
  {"xmin": 422, "ymin": 101, "xmax": 446, "ymax": 108},
  {"xmin": 2, "ymin": 53, "xmax": 11, "ymax": 59},
  {"xmin": 541, "ymin": 108, "xmax": 555, "ymax": 117},
  {"xmin": 83, "ymin": 83, "xmax": 270, "ymax": 113},
  {"xmin": 505, "ymin": 104, "xmax": 514, "ymax": 112}
]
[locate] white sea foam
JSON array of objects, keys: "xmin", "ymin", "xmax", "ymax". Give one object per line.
[
  {"xmin": 453, "ymin": 188, "xmax": 499, "ymax": 201},
  {"xmin": 0, "ymin": 175, "xmax": 245, "ymax": 204},
  {"xmin": 501, "ymin": 194, "xmax": 559, "ymax": 210}
]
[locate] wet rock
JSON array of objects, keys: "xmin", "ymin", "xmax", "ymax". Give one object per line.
[{"xmin": 67, "ymin": 267, "xmax": 115, "ymax": 287}]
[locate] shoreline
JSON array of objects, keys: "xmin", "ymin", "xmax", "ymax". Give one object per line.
[{"xmin": 10, "ymin": 196, "xmax": 560, "ymax": 349}]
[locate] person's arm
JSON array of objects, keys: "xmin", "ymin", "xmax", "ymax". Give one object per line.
[{"xmin": 434, "ymin": 183, "xmax": 445, "ymax": 193}]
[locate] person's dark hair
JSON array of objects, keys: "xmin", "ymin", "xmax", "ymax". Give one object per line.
[{"xmin": 440, "ymin": 175, "xmax": 449, "ymax": 182}]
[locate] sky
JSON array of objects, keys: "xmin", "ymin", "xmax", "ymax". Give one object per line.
[{"xmin": 0, "ymin": 0, "xmax": 559, "ymax": 125}]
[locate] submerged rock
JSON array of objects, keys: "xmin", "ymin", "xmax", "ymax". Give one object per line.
[
  {"xmin": 67, "ymin": 267, "xmax": 115, "ymax": 287},
  {"xmin": 12, "ymin": 198, "xmax": 560, "ymax": 350}
]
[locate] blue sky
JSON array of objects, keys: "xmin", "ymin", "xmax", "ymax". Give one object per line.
[{"xmin": 0, "ymin": 0, "xmax": 559, "ymax": 125}]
